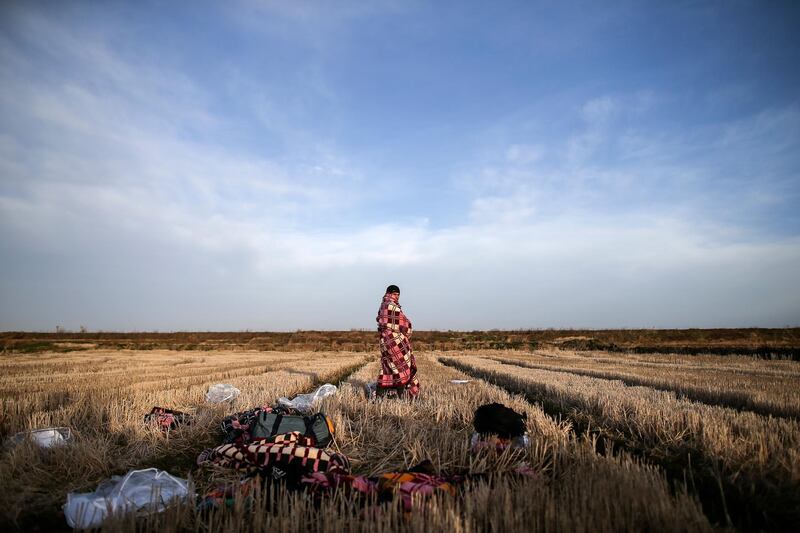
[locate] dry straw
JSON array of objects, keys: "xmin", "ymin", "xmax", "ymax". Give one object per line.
[
  {"xmin": 0, "ymin": 350, "xmax": 716, "ymax": 531},
  {"xmin": 441, "ymin": 354, "xmax": 800, "ymax": 530}
]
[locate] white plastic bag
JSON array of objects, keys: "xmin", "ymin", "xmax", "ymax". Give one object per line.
[
  {"xmin": 205, "ymin": 383, "xmax": 240, "ymax": 403},
  {"xmin": 63, "ymin": 468, "xmax": 190, "ymax": 529},
  {"xmin": 277, "ymin": 383, "xmax": 337, "ymax": 412},
  {"xmin": 9, "ymin": 427, "xmax": 72, "ymax": 448}
]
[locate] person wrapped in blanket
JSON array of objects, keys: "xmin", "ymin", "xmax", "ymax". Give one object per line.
[{"xmin": 375, "ymin": 284, "xmax": 420, "ymax": 399}]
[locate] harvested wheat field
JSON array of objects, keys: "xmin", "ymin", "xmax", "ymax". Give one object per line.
[{"xmin": 1, "ymin": 347, "xmax": 798, "ymax": 532}]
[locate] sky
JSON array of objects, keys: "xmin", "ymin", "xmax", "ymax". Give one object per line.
[{"xmin": 1, "ymin": 1, "xmax": 799, "ymax": 331}]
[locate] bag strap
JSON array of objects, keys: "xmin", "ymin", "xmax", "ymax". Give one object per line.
[
  {"xmin": 270, "ymin": 414, "xmax": 283, "ymax": 436},
  {"xmin": 303, "ymin": 415, "xmax": 316, "ymax": 440}
]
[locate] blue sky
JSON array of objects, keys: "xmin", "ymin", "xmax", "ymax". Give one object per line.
[{"xmin": 1, "ymin": 1, "xmax": 798, "ymax": 330}]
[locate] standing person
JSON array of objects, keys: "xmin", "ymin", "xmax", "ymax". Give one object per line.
[{"xmin": 375, "ymin": 285, "xmax": 420, "ymax": 398}]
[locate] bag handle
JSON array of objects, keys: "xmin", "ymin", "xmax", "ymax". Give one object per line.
[{"xmin": 270, "ymin": 414, "xmax": 283, "ymax": 437}]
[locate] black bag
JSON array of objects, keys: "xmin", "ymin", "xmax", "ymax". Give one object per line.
[
  {"xmin": 251, "ymin": 412, "xmax": 335, "ymax": 447},
  {"xmin": 473, "ymin": 403, "xmax": 527, "ymax": 438}
]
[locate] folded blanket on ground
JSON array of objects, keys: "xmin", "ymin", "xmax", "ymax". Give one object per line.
[{"xmin": 197, "ymin": 431, "xmax": 350, "ymax": 489}]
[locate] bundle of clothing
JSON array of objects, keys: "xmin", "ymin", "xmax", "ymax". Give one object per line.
[
  {"xmin": 144, "ymin": 407, "xmax": 193, "ymax": 432},
  {"xmin": 302, "ymin": 460, "xmax": 459, "ymax": 513}
]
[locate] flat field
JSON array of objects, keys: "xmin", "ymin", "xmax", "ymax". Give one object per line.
[
  {"xmin": 3, "ymin": 328, "xmax": 799, "ymax": 357},
  {"xmin": 1, "ymin": 346, "xmax": 798, "ymax": 532}
]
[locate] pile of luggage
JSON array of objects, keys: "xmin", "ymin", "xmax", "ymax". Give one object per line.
[
  {"xmin": 57, "ymin": 379, "xmax": 535, "ymax": 526},
  {"xmin": 197, "ymin": 404, "xmax": 346, "ymax": 492}
]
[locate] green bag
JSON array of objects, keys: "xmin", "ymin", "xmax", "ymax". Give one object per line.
[{"xmin": 251, "ymin": 412, "xmax": 335, "ymax": 447}]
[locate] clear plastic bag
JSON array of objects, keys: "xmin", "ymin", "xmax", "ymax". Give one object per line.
[
  {"xmin": 9, "ymin": 427, "xmax": 72, "ymax": 448},
  {"xmin": 63, "ymin": 468, "xmax": 190, "ymax": 528},
  {"xmin": 205, "ymin": 383, "xmax": 241, "ymax": 403},
  {"xmin": 469, "ymin": 431, "xmax": 530, "ymax": 452},
  {"xmin": 277, "ymin": 383, "xmax": 337, "ymax": 412}
]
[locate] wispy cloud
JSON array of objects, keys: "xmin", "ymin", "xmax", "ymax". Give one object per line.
[
  {"xmin": 458, "ymin": 91, "xmax": 799, "ymax": 233},
  {"xmin": 0, "ymin": 6, "xmax": 366, "ymax": 244}
]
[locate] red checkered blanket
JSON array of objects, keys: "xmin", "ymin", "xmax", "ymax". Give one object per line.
[
  {"xmin": 197, "ymin": 431, "xmax": 350, "ymax": 487},
  {"xmin": 376, "ymin": 293, "xmax": 420, "ymax": 397}
]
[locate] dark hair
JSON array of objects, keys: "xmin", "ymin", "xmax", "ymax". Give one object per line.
[{"xmin": 385, "ymin": 284, "xmax": 400, "ymax": 294}]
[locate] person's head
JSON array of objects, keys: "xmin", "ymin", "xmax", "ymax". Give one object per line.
[{"xmin": 385, "ymin": 285, "xmax": 400, "ymax": 299}]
